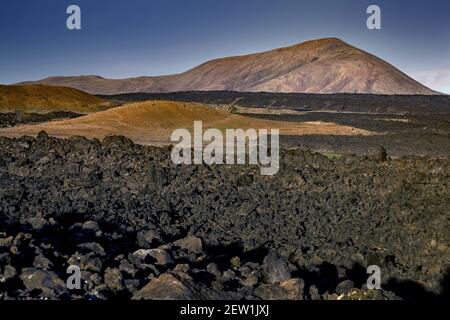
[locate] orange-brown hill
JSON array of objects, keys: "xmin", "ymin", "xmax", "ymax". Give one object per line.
[
  {"xmin": 0, "ymin": 100, "xmax": 373, "ymax": 145},
  {"xmin": 0, "ymin": 84, "xmax": 112, "ymax": 113},
  {"xmin": 18, "ymin": 38, "xmax": 438, "ymax": 95}
]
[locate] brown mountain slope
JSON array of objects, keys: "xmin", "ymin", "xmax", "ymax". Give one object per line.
[
  {"xmin": 18, "ymin": 38, "xmax": 438, "ymax": 95},
  {"xmin": 0, "ymin": 100, "xmax": 372, "ymax": 145},
  {"xmin": 0, "ymin": 84, "xmax": 112, "ymax": 113}
]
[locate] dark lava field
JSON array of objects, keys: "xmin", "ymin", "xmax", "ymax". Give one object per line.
[
  {"xmin": 101, "ymin": 91, "xmax": 450, "ymax": 157},
  {"xmin": 0, "ymin": 133, "xmax": 449, "ymax": 300},
  {"xmin": 2, "ymin": 92, "xmax": 449, "ymax": 157}
]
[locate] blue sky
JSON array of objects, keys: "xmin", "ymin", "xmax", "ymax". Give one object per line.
[{"xmin": 1, "ymin": 0, "xmax": 449, "ymax": 92}]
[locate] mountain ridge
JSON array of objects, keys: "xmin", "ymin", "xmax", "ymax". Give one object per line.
[{"xmin": 16, "ymin": 38, "xmax": 439, "ymax": 95}]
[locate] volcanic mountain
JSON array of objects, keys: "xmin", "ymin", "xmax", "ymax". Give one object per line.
[
  {"xmin": 0, "ymin": 101, "xmax": 372, "ymax": 145},
  {"xmin": 17, "ymin": 38, "xmax": 438, "ymax": 95},
  {"xmin": 0, "ymin": 84, "xmax": 111, "ymax": 113}
]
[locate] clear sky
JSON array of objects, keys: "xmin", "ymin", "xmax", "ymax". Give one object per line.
[{"xmin": 1, "ymin": 0, "xmax": 449, "ymax": 92}]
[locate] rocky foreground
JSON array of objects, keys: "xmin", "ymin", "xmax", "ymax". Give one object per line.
[{"xmin": 0, "ymin": 133, "xmax": 449, "ymax": 300}]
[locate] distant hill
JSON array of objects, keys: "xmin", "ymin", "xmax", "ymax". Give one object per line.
[
  {"xmin": 0, "ymin": 101, "xmax": 372, "ymax": 145},
  {"xmin": 0, "ymin": 84, "xmax": 112, "ymax": 113},
  {"xmin": 18, "ymin": 38, "xmax": 438, "ymax": 95}
]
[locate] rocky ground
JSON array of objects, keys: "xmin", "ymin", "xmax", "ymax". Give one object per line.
[
  {"xmin": 0, "ymin": 111, "xmax": 82, "ymax": 128},
  {"xmin": 254, "ymin": 112, "xmax": 450, "ymax": 157},
  {"xmin": 0, "ymin": 133, "xmax": 449, "ymax": 300},
  {"xmin": 100, "ymin": 91, "xmax": 450, "ymax": 115}
]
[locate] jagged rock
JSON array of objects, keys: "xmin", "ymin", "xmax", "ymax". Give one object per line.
[
  {"xmin": 323, "ymin": 292, "xmax": 340, "ymax": 300},
  {"xmin": 254, "ymin": 284, "xmax": 285, "ymax": 300},
  {"xmin": 242, "ymin": 271, "xmax": 260, "ymax": 287},
  {"xmin": 80, "ymin": 271, "xmax": 102, "ymax": 291},
  {"xmin": 279, "ymin": 278, "xmax": 304, "ymax": 300},
  {"xmin": 206, "ymin": 263, "xmax": 221, "ymax": 278},
  {"xmin": 102, "ymin": 135, "xmax": 135, "ymax": 148},
  {"xmin": 173, "ymin": 236, "xmax": 203, "ymax": 253},
  {"xmin": 147, "ymin": 249, "xmax": 174, "ymax": 266},
  {"xmin": 13, "ymin": 233, "xmax": 32, "ymax": 247},
  {"xmin": 230, "ymin": 256, "xmax": 241, "ymax": 268},
  {"xmin": 37, "ymin": 131, "xmax": 49, "ymax": 140},
  {"xmin": 77, "ymin": 242, "xmax": 106, "ymax": 257},
  {"xmin": 336, "ymin": 288, "xmax": 401, "ymax": 300},
  {"xmin": 254, "ymin": 278, "xmax": 304, "ymax": 300},
  {"xmin": 0, "ymin": 236, "xmax": 13, "ymax": 250},
  {"xmin": 82, "ymin": 221, "xmax": 100, "ymax": 233},
  {"xmin": 28, "ymin": 217, "xmax": 48, "ymax": 232},
  {"xmin": 132, "ymin": 273, "xmax": 193, "ymax": 300},
  {"xmin": 124, "ymin": 279, "xmax": 141, "ymax": 293},
  {"xmin": 20, "ymin": 268, "xmax": 66, "ymax": 297},
  {"xmin": 309, "ymin": 285, "xmax": 321, "ymax": 300},
  {"xmin": 174, "ymin": 264, "xmax": 190, "ymax": 274},
  {"xmin": 129, "ymin": 249, "xmax": 155, "ymax": 266},
  {"xmin": 222, "ymin": 270, "xmax": 237, "ymax": 282},
  {"xmin": 69, "ymin": 223, "xmax": 98, "ymax": 243},
  {"xmin": 262, "ymin": 250, "xmax": 291, "ymax": 284},
  {"xmin": 68, "ymin": 252, "xmax": 103, "ymax": 273},
  {"xmin": 137, "ymin": 229, "xmax": 162, "ymax": 248},
  {"xmin": 119, "ymin": 259, "xmax": 137, "ymax": 277},
  {"xmin": 104, "ymin": 268, "xmax": 123, "ymax": 292},
  {"xmin": 0, "ymin": 265, "xmax": 17, "ymax": 283},
  {"xmin": 33, "ymin": 254, "xmax": 54, "ymax": 270},
  {"xmin": 336, "ymin": 280, "xmax": 355, "ymax": 294}
]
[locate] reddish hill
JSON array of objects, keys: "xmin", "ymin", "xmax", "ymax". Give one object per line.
[
  {"xmin": 0, "ymin": 84, "xmax": 111, "ymax": 113},
  {"xmin": 0, "ymin": 100, "xmax": 373, "ymax": 145},
  {"xmin": 18, "ymin": 38, "xmax": 438, "ymax": 95}
]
